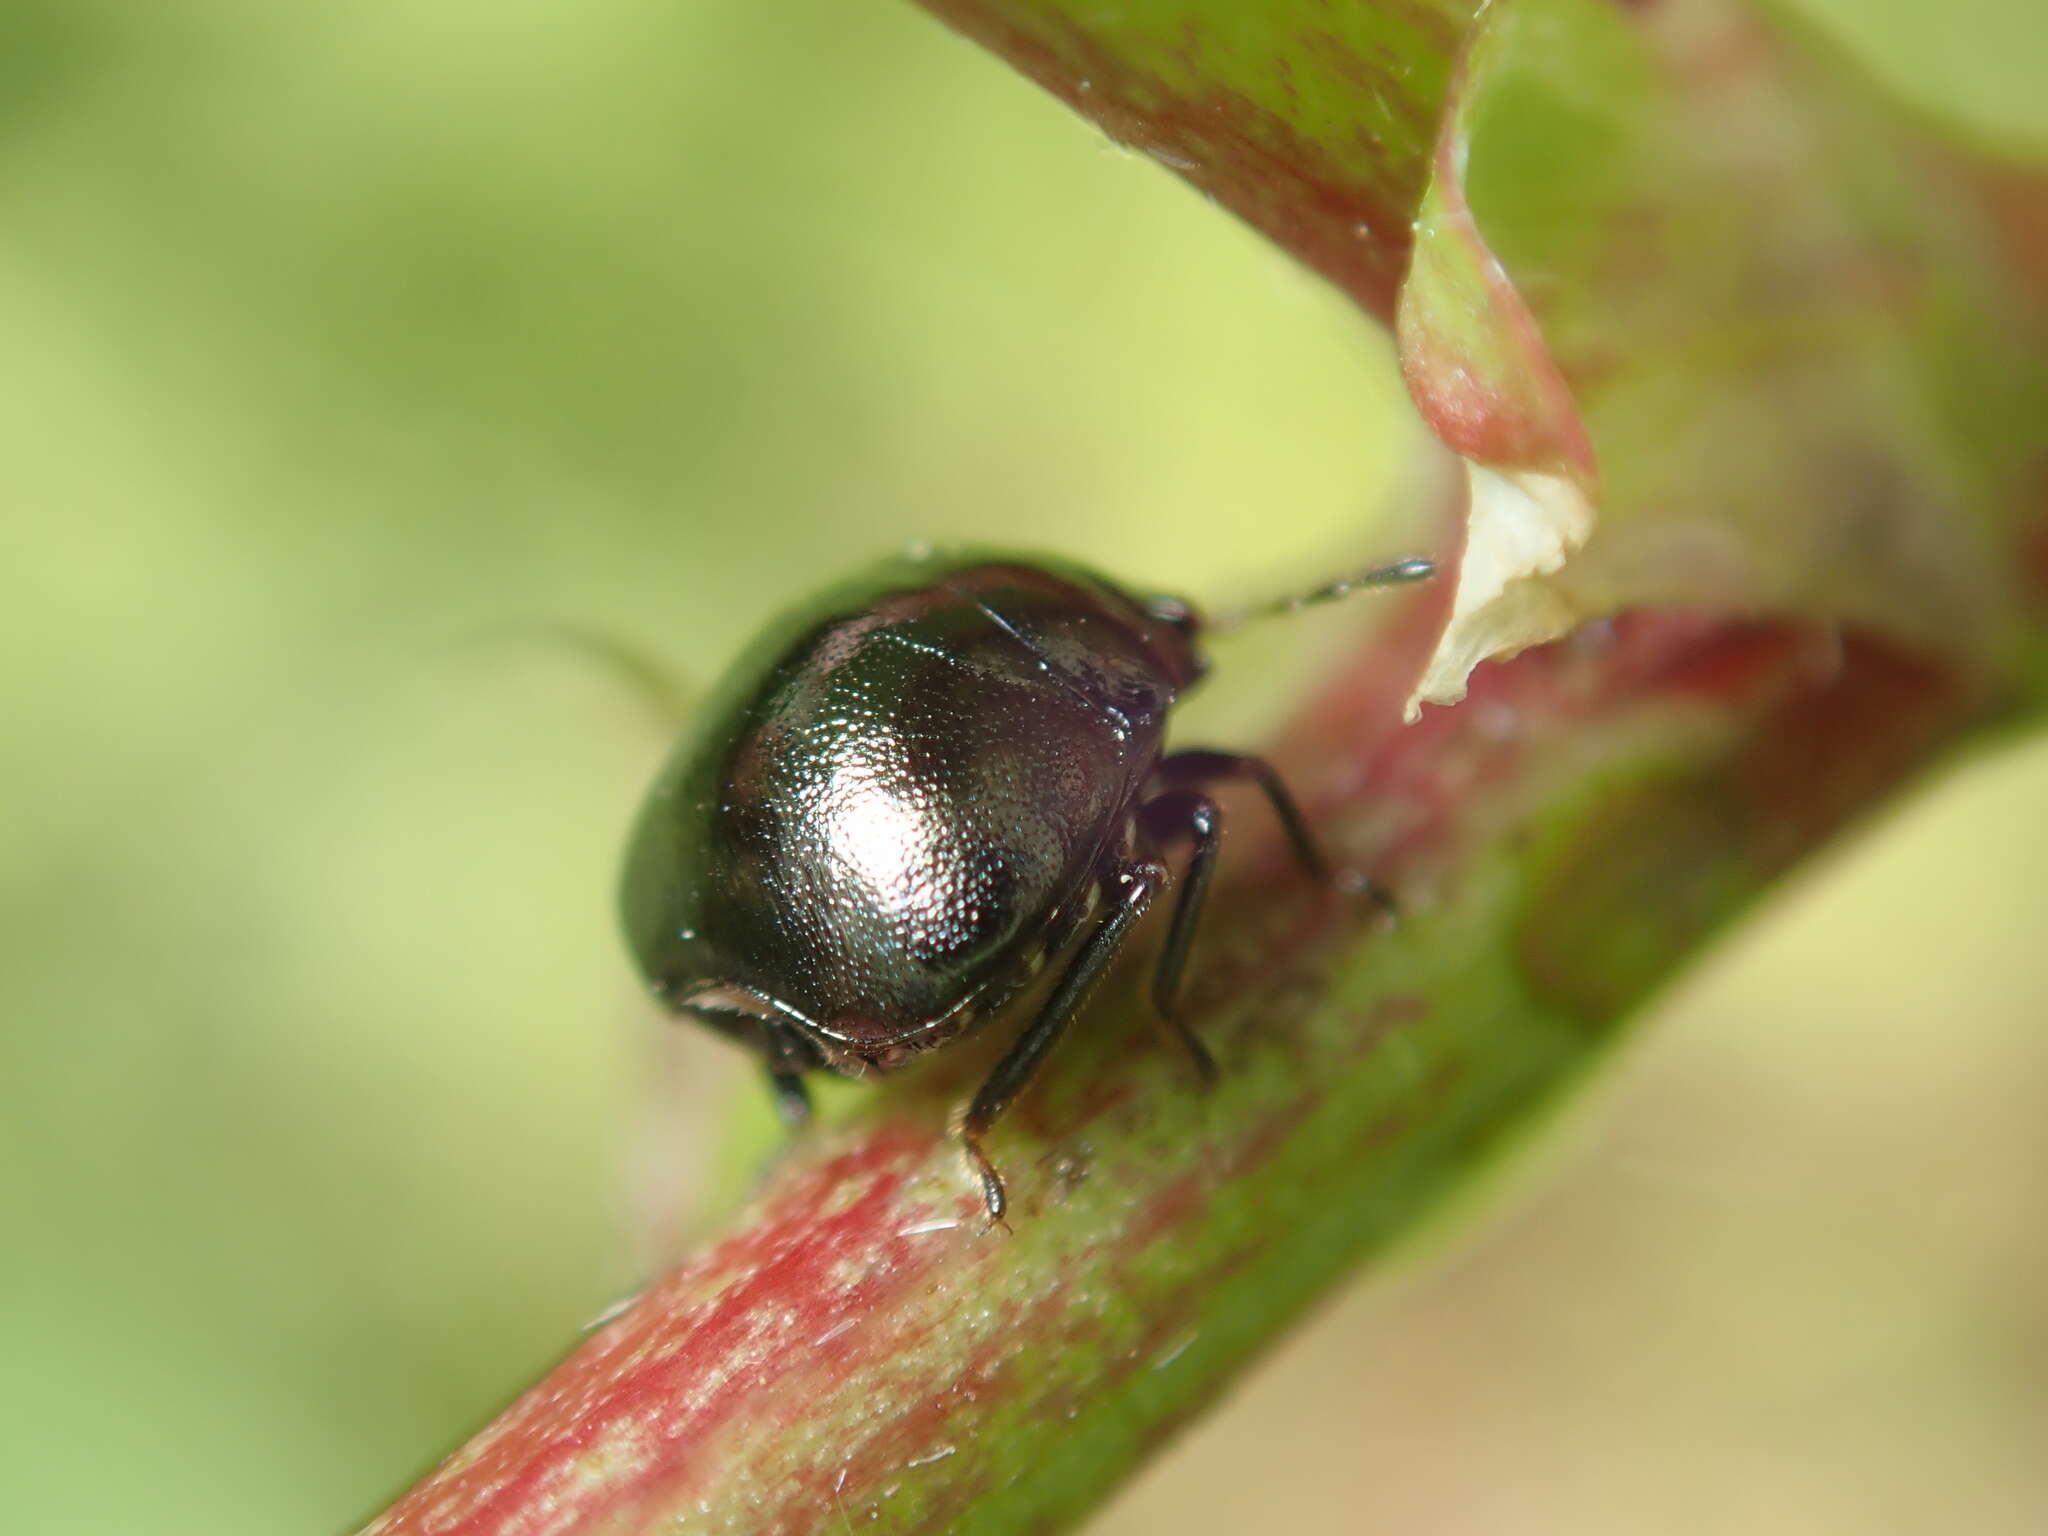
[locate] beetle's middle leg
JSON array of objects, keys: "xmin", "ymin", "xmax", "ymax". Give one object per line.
[
  {"xmin": 762, "ymin": 1020, "xmax": 819, "ymax": 1128},
  {"xmin": 959, "ymin": 859, "xmax": 1163, "ymax": 1226},
  {"xmin": 1155, "ymin": 748, "xmax": 1394, "ymax": 916}
]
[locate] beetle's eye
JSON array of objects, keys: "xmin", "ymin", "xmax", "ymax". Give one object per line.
[{"xmin": 1145, "ymin": 595, "xmax": 1198, "ymax": 636}]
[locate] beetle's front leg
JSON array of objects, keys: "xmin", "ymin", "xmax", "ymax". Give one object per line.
[
  {"xmin": 1136, "ymin": 788, "xmax": 1223, "ymax": 1086},
  {"xmin": 957, "ymin": 859, "xmax": 1164, "ymax": 1227}
]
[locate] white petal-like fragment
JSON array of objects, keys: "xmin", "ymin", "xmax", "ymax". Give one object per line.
[{"xmin": 1407, "ymin": 461, "xmax": 1595, "ymax": 717}]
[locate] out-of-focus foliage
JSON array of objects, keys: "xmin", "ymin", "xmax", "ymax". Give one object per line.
[{"xmin": 0, "ymin": 2, "xmax": 2040, "ymax": 1533}]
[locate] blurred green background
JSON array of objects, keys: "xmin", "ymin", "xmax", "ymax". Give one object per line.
[{"xmin": 2, "ymin": 3, "xmax": 2042, "ymax": 1532}]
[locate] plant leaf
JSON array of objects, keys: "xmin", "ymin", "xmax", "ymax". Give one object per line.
[{"xmin": 1400, "ymin": 0, "xmax": 2046, "ymax": 705}]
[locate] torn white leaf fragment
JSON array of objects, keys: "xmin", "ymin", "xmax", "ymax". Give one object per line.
[{"xmin": 1407, "ymin": 462, "xmax": 1595, "ymax": 717}]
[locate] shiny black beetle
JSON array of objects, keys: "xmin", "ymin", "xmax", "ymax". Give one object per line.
[{"xmin": 620, "ymin": 548, "xmax": 1429, "ymax": 1221}]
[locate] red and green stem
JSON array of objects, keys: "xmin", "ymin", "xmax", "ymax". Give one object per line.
[{"xmin": 362, "ymin": 0, "xmax": 2047, "ymax": 1531}]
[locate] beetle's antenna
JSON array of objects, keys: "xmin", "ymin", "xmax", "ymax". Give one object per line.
[
  {"xmin": 1206, "ymin": 556, "xmax": 1436, "ymax": 635},
  {"xmin": 461, "ymin": 621, "xmax": 695, "ymax": 728}
]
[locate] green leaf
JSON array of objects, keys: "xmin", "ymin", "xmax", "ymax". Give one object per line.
[{"xmin": 1401, "ymin": 0, "xmax": 2047, "ymax": 703}]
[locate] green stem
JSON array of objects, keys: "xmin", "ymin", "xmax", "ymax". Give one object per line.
[
  {"xmin": 361, "ymin": 0, "xmax": 2046, "ymax": 1530},
  {"xmin": 363, "ymin": 603, "xmax": 2012, "ymax": 1536}
]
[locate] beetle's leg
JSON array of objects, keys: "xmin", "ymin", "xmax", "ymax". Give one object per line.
[
  {"xmin": 1155, "ymin": 748, "xmax": 1394, "ymax": 916},
  {"xmin": 1136, "ymin": 789, "xmax": 1222, "ymax": 1087},
  {"xmin": 1153, "ymin": 749, "xmax": 1324, "ymax": 878},
  {"xmin": 959, "ymin": 860, "xmax": 1164, "ymax": 1226},
  {"xmin": 765, "ymin": 1061, "xmax": 812, "ymax": 1128},
  {"xmin": 762, "ymin": 1022, "xmax": 816, "ymax": 1128}
]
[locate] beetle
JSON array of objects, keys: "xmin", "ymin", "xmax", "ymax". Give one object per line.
[{"xmin": 619, "ymin": 547, "xmax": 1430, "ymax": 1222}]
